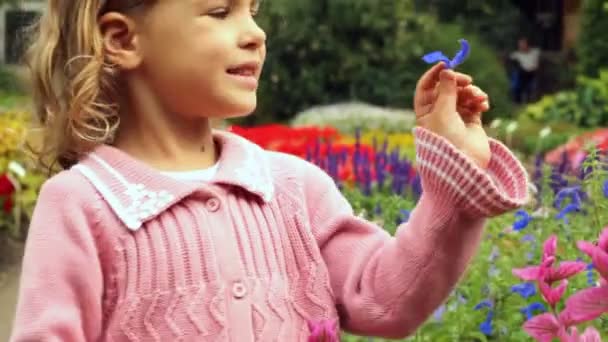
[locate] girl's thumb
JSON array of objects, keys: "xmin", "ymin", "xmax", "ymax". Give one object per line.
[{"xmin": 434, "ymin": 69, "xmax": 458, "ymax": 116}]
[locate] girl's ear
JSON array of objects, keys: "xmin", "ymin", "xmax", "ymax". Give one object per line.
[{"xmin": 99, "ymin": 12, "xmax": 142, "ymax": 70}]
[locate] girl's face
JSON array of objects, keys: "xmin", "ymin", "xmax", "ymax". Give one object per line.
[{"xmin": 111, "ymin": 0, "xmax": 266, "ymax": 119}]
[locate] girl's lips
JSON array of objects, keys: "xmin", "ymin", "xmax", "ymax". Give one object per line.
[{"xmin": 227, "ymin": 72, "xmax": 258, "ymax": 90}]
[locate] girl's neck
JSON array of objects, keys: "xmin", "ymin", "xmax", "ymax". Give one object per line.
[{"xmin": 112, "ymin": 82, "xmax": 219, "ymax": 172}]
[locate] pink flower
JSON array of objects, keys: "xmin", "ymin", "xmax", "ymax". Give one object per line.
[
  {"xmin": 513, "ymin": 235, "xmax": 586, "ymax": 285},
  {"xmin": 561, "ymin": 285, "xmax": 608, "ymax": 325},
  {"xmin": 577, "ymin": 227, "xmax": 608, "ymax": 281},
  {"xmin": 307, "ymin": 319, "xmax": 339, "ymax": 342},
  {"xmin": 539, "ymin": 277, "xmax": 568, "ymax": 308},
  {"xmin": 562, "ymin": 326, "xmax": 603, "ymax": 342},
  {"xmin": 579, "ymin": 327, "xmax": 603, "ymax": 342},
  {"xmin": 523, "ymin": 313, "xmax": 561, "ymax": 342},
  {"xmin": 513, "ymin": 260, "xmax": 587, "ymax": 284},
  {"xmin": 544, "ymin": 235, "xmax": 557, "ymax": 260}
]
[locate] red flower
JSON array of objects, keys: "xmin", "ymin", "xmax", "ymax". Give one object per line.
[
  {"xmin": 229, "ymin": 124, "xmax": 382, "ymax": 183},
  {"xmin": 0, "ymin": 174, "xmax": 16, "ymax": 214}
]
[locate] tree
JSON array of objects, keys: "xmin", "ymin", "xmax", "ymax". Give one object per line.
[
  {"xmin": 415, "ymin": 0, "xmax": 532, "ymax": 54},
  {"xmin": 577, "ymin": 0, "xmax": 608, "ymax": 77}
]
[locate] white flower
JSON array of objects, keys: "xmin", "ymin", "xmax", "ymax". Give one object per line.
[
  {"xmin": 539, "ymin": 126, "xmax": 552, "ymax": 139},
  {"xmin": 489, "ymin": 119, "xmax": 502, "ymax": 129},
  {"xmin": 8, "ymin": 161, "xmax": 26, "ymax": 178},
  {"xmin": 506, "ymin": 121, "xmax": 518, "ymax": 134}
]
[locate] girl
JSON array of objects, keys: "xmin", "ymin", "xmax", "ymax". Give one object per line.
[{"xmin": 11, "ymin": 0, "xmax": 528, "ymax": 341}]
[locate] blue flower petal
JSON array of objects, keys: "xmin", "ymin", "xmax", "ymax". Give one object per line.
[
  {"xmin": 450, "ymin": 39, "xmax": 470, "ymax": 68},
  {"xmin": 422, "ymin": 51, "xmax": 451, "ymax": 65},
  {"xmin": 422, "ymin": 39, "xmax": 471, "ymax": 69}
]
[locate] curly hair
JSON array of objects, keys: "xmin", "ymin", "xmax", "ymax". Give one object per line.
[{"xmin": 24, "ymin": 0, "xmax": 146, "ymax": 173}]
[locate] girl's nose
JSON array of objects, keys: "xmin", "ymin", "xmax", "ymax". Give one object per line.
[{"xmin": 239, "ymin": 17, "xmax": 266, "ymax": 50}]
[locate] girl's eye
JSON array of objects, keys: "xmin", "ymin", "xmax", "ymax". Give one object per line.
[{"xmin": 208, "ymin": 8, "xmax": 229, "ymax": 19}]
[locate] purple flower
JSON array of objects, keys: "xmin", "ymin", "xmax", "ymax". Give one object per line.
[
  {"xmin": 422, "ymin": 39, "xmax": 470, "ymax": 69},
  {"xmin": 554, "ymin": 186, "xmax": 584, "ymax": 209}
]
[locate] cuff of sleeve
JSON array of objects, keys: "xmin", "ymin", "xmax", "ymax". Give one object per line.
[{"xmin": 413, "ymin": 127, "xmax": 529, "ymax": 218}]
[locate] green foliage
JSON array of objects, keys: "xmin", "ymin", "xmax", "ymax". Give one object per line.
[
  {"xmin": 416, "ymin": 0, "xmax": 530, "ymax": 54},
  {"xmin": 519, "ymin": 69, "xmax": 608, "ymax": 128},
  {"xmin": 249, "ymin": 0, "xmax": 514, "ymax": 125},
  {"xmin": 489, "ymin": 116, "xmax": 583, "ymax": 157},
  {"xmin": 0, "ymin": 66, "xmax": 24, "ymax": 94},
  {"xmin": 249, "ymin": 0, "xmax": 433, "ymax": 124},
  {"xmin": 577, "ymin": 0, "xmax": 608, "ymax": 77}
]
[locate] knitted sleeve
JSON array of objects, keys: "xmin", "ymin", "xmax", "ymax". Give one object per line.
[
  {"xmin": 10, "ymin": 172, "xmax": 104, "ymax": 342},
  {"xmin": 306, "ymin": 127, "xmax": 528, "ymax": 339}
]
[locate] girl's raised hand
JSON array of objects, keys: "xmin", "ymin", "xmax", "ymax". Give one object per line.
[{"xmin": 414, "ymin": 62, "xmax": 491, "ymax": 169}]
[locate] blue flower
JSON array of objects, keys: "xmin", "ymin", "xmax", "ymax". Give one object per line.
[
  {"xmin": 513, "ymin": 210, "xmax": 532, "ymax": 231},
  {"xmin": 587, "ymin": 263, "xmax": 595, "ymax": 286},
  {"xmin": 422, "ymin": 39, "xmax": 470, "ymax": 69},
  {"xmin": 554, "ymin": 186, "xmax": 584, "ymax": 209},
  {"xmin": 555, "ymin": 203, "xmax": 580, "ymax": 224},
  {"xmin": 474, "ymin": 299, "xmax": 493, "ymax": 310},
  {"xmin": 526, "ymin": 252, "xmax": 535, "ymax": 261},
  {"xmin": 479, "ymin": 311, "xmax": 494, "ymax": 336},
  {"xmin": 603, "ymin": 179, "xmax": 608, "ymax": 198},
  {"xmin": 488, "ymin": 246, "xmax": 500, "ymax": 262},
  {"xmin": 396, "ymin": 209, "xmax": 410, "ymax": 226},
  {"xmin": 520, "ymin": 302, "xmax": 547, "ymax": 320},
  {"xmin": 521, "ymin": 234, "xmax": 536, "ymax": 243},
  {"xmin": 511, "ymin": 283, "xmax": 536, "ymax": 299},
  {"xmin": 433, "ymin": 304, "xmax": 446, "ymax": 321},
  {"xmin": 374, "ymin": 203, "xmax": 382, "ymax": 216},
  {"xmin": 457, "ymin": 292, "xmax": 468, "ymax": 304}
]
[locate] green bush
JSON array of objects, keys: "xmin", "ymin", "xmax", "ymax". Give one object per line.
[
  {"xmin": 489, "ymin": 116, "xmax": 583, "ymax": 157},
  {"xmin": 416, "ymin": 0, "xmax": 531, "ymax": 55},
  {"xmin": 247, "ymin": 0, "xmax": 514, "ymax": 125},
  {"xmin": 520, "ymin": 69, "xmax": 608, "ymax": 128},
  {"xmin": 0, "ymin": 66, "xmax": 24, "ymax": 94},
  {"xmin": 577, "ymin": 0, "xmax": 608, "ymax": 77}
]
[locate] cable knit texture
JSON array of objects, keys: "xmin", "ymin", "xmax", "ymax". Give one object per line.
[{"xmin": 10, "ymin": 127, "xmax": 529, "ymax": 341}]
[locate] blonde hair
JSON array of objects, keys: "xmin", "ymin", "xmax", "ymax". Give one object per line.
[{"xmin": 25, "ymin": 0, "xmax": 142, "ymax": 173}]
